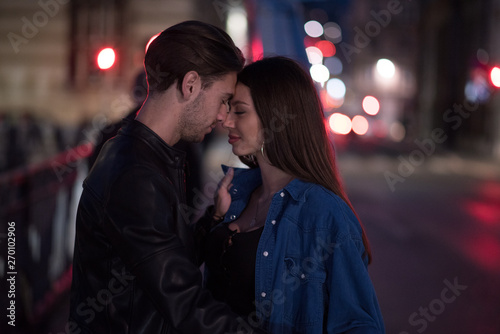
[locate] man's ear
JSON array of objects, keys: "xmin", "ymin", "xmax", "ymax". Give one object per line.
[{"xmin": 180, "ymin": 71, "xmax": 201, "ymax": 100}]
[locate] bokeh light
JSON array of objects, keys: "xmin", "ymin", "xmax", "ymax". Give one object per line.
[
  {"xmin": 323, "ymin": 22, "xmax": 342, "ymax": 43},
  {"xmin": 304, "ymin": 36, "xmax": 320, "ymax": 48},
  {"xmin": 324, "ymin": 57, "xmax": 343, "ymax": 75},
  {"xmin": 306, "ymin": 46, "xmax": 323, "ymax": 64},
  {"xmin": 320, "ymin": 90, "xmax": 344, "ymax": 109},
  {"xmin": 465, "ymin": 78, "xmax": 490, "ymax": 103},
  {"xmin": 310, "ymin": 64, "xmax": 330, "ymax": 84},
  {"xmin": 304, "ymin": 20, "xmax": 324, "ymax": 38},
  {"xmin": 226, "ymin": 8, "xmax": 248, "ymax": 49},
  {"xmin": 376, "ymin": 58, "xmax": 396, "ymax": 78},
  {"xmin": 97, "ymin": 48, "xmax": 116, "ymax": 70},
  {"xmin": 315, "ymin": 40, "xmax": 336, "ymax": 57},
  {"xmin": 329, "ymin": 113, "xmax": 351, "ymax": 135},
  {"xmin": 362, "ymin": 96, "xmax": 380, "ymax": 115},
  {"xmin": 477, "ymin": 49, "xmax": 489, "ymax": 65},
  {"xmin": 326, "ymin": 78, "xmax": 346, "ymax": 99},
  {"xmin": 352, "ymin": 115, "xmax": 369, "ymax": 135},
  {"xmin": 491, "ymin": 66, "xmax": 500, "ymax": 88},
  {"xmin": 389, "ymin": 122, "xmax": 406, "ymax": 142}
]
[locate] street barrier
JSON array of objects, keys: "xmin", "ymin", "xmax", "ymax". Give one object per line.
[{"xmin": 0, "ymin": 143, "xmax": 91, "ymax": 332}]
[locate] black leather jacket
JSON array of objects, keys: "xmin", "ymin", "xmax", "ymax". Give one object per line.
[{"xmin": 69, "ymin": 120, "xmax": 263, "ymax": 333}]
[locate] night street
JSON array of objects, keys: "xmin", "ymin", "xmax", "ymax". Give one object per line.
[
  {"xmin": 2, "ymin": 1, "xmax": 500, "ymax": 333},
  {"xmin": 339, "ymin": 152, "xmax": 500, "ymax": 334},
  {"xmin": 6, "ymin": 147, "xmax": 500, "ymax": 334}
]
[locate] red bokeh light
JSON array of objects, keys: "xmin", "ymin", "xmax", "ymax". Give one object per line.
[
  {"xmin": 97, "ymin": 48, "xmax": 116, "ymax": 70},
  {"xmin": 304, "ymin": 36, "xmax": 320, "ymax": 48},
  {"xmin": 315, "ymin": 40, "xmax": 336, "ymax": 57},
  {"xmin": 490, "ymin": 66, "xmax": 500, "ymax": 88}
]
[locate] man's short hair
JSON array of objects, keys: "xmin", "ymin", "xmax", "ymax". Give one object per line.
[{"xmin": 144, "ymin": 20, "xmax": 245, "ymax": 94}]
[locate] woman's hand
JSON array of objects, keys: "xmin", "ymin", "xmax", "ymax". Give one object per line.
[{"xmin": 213, "ymin": 168, "xmax": 234, "ymax": 219}]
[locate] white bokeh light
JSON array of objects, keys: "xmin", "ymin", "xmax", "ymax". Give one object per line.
[
  {"xmin": 306, "ymin": 46, "xmax": 323, "ymax": 65},
  {"xmin": 304, "ymin": 20, "xmax": 324, "ymax": 38},
  {"xmin": 362, "ymin": 96, "xmax": 380, "ymax": 115},
  {"xmin": 326, "ymin": 78, "xmax": 346, "ymax": 99},
  {"xmin": 491, "ymin": 66, "xmax": 500, "ymax": 88},
  {"xmin": 329, "ymin": 113, "xmax": 351, "ymax": 135},
  {"xmin": 310, "ymin": 64, "xmax": 330, "ymax": 84},
  {"xmin": 376, "ymin": 59, "xmax": 396, "ymax": 79},
  {"xmin": 226, "ymin": 9, "xmax": 248, "ymax": 50}
]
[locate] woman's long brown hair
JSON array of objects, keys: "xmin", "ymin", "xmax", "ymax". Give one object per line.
[{"xmin": 238, "ymin": 56, "xmax": 372, "ymax": 263}]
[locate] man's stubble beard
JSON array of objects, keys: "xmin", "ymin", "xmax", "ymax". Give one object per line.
[{"xmin": 179, "ymin": 91, "xmax": 206, "ymax": 143}]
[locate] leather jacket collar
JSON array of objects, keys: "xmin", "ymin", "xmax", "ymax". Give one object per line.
[{"xmin": 120, "ymin": 119, "xmax": 186, "ymax": 169}]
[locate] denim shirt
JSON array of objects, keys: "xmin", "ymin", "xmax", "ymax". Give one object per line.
[{"xmin": 219, "ymin": 166, "xmax": 385, "ymax": 334}]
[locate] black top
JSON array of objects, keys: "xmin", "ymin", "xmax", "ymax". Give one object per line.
[{"xmin": 204, "ymin": 224, "xmax": 264, "ymax": 317}]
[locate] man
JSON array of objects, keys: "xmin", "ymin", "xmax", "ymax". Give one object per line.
[{"xmin": 69, "ymin": 21, "xmax": 264, "ymax": 333}]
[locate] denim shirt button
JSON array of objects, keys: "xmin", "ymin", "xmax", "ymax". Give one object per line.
[
  {"xmin": 230, "ymin": 215, "xmax": 236, "ymax": 220},
  {"xmin": 280, "ymin": 192, "xmax": 285, "ymax": 197},
  {"xmin": 261, "ymin": 292, "xmax": 267, "ymax": 298},
  {"xmin": 263, "ymin": 251, "xmax": 269, "ymax": 257},
  {"xmin": 300, "ymin": 273, "xmax": 306, "ymax": 279},
  {"xmin": 232, "ymin": 188, "xmax": 238, "ymax": 194},
  {"xmin": 271, "ymin": 220, "xmax": 276, "ymax": 225}
]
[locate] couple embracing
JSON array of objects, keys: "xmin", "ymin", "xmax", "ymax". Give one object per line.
[{"xmin": 69, "ymin": 20, "xmax": 385, "ymax": 334}]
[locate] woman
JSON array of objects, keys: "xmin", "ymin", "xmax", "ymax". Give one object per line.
[{"xmin": 198, "ymin": 57, "xmax": 385, "ymax": 333}]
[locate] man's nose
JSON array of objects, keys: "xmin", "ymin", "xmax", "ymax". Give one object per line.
[{"xmin": 217, "ymin": 104, "xmax": 229, "ymax": 123}]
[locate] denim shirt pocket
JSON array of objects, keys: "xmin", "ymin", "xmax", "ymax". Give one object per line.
[{"xmin": 282, "ymin": 256, "xmax": 327, "ymax": 327}]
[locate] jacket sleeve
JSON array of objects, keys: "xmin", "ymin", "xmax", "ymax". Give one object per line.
[
  {"xmin": 193, "ymin": 205, "xmax": 221, "ymax": 264},
  {"xmin": 102, "ymin": 167, "xmax": 265, "ymax": 334},
  {"xmin": 324, "ymin": 227, "xmax": 385, "ymax": 333}
]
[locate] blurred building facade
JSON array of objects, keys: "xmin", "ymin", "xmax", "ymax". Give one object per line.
[
  {"xmin": 0, "ymin": 0, "xmax": 224, "ymax": 125},
  {"xmin": 1, "ymin": 0, "xmax": 499, "ymax": 162},
  {"xmin": 416, "ymin": 0, "xmax": 500, "ymax": 157},
  {"xmin": 333, "ymin": 0, "xmax": 500, "ymax": 158}
]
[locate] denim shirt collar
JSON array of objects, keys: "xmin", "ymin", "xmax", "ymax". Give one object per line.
[{"xmin": 221, "ymin": 165, "xmax": 311, "ymax": 203}]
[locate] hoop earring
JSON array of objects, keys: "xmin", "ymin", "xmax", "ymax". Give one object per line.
[{"xmin": 260, "ymin": 142, "xmax": 267, "ymax": 161}]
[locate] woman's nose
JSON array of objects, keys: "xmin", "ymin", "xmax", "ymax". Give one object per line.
[{"xmin": 222, "ymin": 113, "xmax": 234, "ymax": 129}]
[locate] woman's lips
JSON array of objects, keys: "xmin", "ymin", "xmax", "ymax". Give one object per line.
[{"xmin": 228, "ymin": 135, "xmax": 240, "ymax": 144}]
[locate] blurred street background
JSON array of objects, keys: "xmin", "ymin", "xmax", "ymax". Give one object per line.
[{"xmin": 1, "ymin": 0, "xmax": 500, "ymax": 333}]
